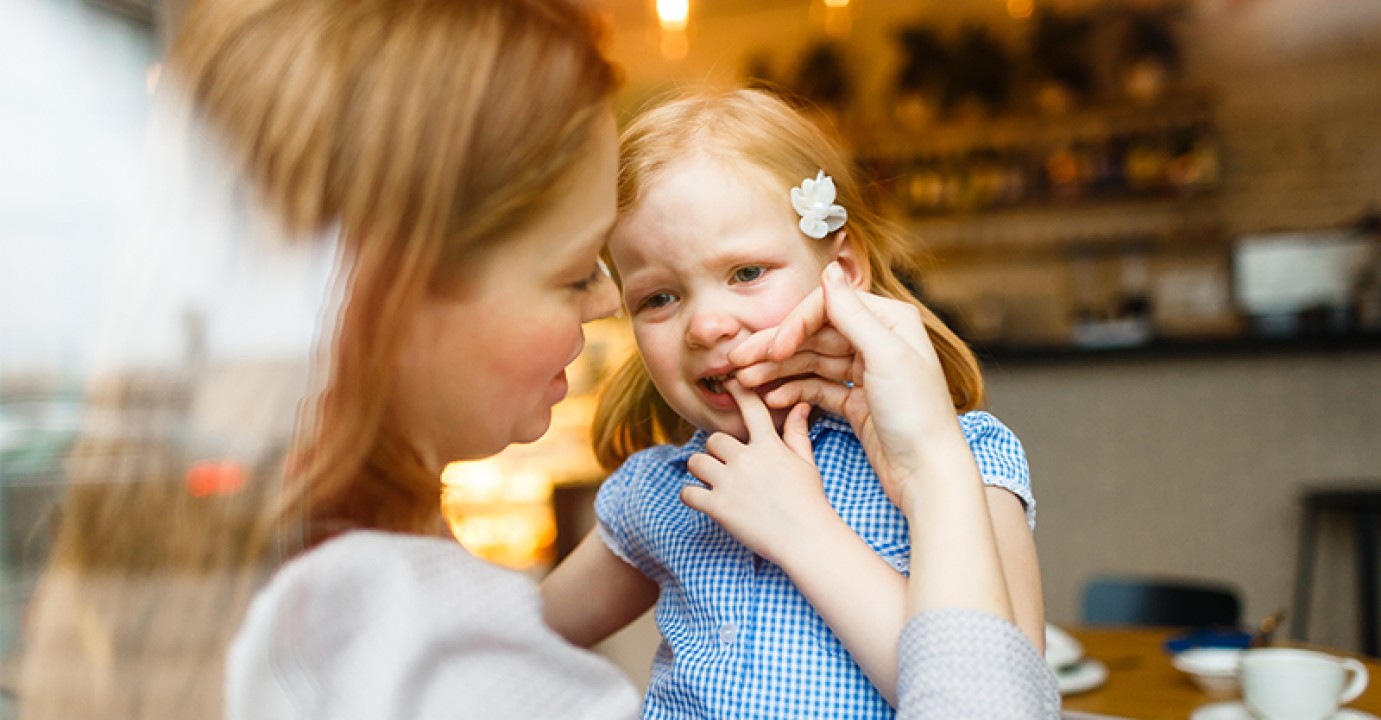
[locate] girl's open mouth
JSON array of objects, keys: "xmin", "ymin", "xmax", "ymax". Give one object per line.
[
  {"xmin": 697, "ymin": 372, "xmax": 815, "ymax": 401},
  {"xmin": 698, "ymin": 373, "xmax": 733, "ymax": 395}
]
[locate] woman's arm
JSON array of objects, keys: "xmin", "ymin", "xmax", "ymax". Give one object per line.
[
  {"xmin": 541, "ymin": 530, "xmax": 658, "ymax": 649},
  {"xmin": 729, "ymin": 264, "xmax": 1017, "ymax": 624}
]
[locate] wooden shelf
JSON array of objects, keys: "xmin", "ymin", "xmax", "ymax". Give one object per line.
[{"xmin": 973, "ymin": 331, "xmax": 1381, "ymax": 367}]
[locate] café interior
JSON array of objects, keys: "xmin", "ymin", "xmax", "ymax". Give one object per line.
[{"xmin": 2, "ymin": 0, "xmax": 1380, "ymax": 716}]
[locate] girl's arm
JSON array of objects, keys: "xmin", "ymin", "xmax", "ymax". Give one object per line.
[
  {"xmin": 541, "ymin": 530, "xmax": 658, "ymax": 649},
  {"xmin": 987, "ymin": 486, "xmax": 1045, "ymax": 651}
]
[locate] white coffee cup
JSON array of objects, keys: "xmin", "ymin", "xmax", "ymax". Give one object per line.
[{"xmin": 1240, "ymin": 648, "xmax": 1369, "ymax": 720}]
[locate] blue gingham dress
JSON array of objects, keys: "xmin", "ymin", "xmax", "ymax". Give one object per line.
[{"xmin": 595, "ymin": 411, "xmax": 1036, "ymax": 719}]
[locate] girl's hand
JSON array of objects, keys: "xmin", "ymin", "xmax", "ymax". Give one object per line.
[
  {"xmin": 680, "ymin": 380, "xmax": 839, "ymax": 567},
  {"xmin": 729, "ymin": 263, "xmax": 963, "ymax": 510}
]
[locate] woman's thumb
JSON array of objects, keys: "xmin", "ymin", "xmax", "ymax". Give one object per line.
[{"xmin": 821, "ymin": 262, "xmax": 884, "ymax": 351}]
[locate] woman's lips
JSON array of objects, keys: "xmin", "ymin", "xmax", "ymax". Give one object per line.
[{"xmin": 547, "ymin": 370, "xmax": 569, "ymax": 405}]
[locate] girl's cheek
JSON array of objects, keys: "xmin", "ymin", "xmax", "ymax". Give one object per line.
[{"xmin": 753, "ymin": 295, "xmax": 806, "ymax": 330}]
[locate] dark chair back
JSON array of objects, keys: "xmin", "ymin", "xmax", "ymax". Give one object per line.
[{"xmin": 1081, "ymin": 575, "xmax": 1242, "ymax": 628}]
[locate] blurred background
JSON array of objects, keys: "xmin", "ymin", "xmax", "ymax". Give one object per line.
[{"xmin": 2, "ymin": 0, "xmax": 1379, "ymax": 701}]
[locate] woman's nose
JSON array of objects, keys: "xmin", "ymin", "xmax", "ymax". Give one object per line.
[
  {"xmin": 685, "ymin": 304, "xmax": 739, "ymax": 349},
  {"xmin": 582, "ymin": 272, "xmax": 621, "ymax": 322}
]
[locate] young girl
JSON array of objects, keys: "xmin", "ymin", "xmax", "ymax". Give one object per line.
[{"xmin": 542, "ymin": 88, "xmax": 1044, "ymax": 718}]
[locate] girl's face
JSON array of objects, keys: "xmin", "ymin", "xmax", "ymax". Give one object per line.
[
  {"xmin": 391, "ymin": 110, "xmax": 620, "ymax": 472},
  {"xmin": 608, "ymin": 153, "xmax": 866, "ymax": 441}
]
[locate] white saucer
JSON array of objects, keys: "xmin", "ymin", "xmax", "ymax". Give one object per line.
[
  {"xmin": 1057, "ymin": 658, "xmax": 1108, "ymax": 695},
  {"xmin": 1045, "ymin": 623, "xmax": 1084, "ymax": 670},
  {"xmin": 1190, "ymin": 701, "xmax": 1379, "ymax": 720}
]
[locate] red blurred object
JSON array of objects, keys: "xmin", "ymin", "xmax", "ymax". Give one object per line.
[{"xmin": 186, "ymin": 461, "xmax": 246, "ymax": 497}]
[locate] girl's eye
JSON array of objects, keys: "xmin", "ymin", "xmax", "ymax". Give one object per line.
[
  {"xmin": 640, "ymin": 291, "xmax": 676, "ymax": 311},
  {"xmin": 731, "ymin": 265, "xmax": 765, "ymax": 284}
]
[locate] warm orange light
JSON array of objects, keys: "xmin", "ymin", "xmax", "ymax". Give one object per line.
[
  {"xmin": 656, "ymin": 0, "xmax": 689, "ymax": 31},
  {"xmin": 441, "ymin": 460, "xmax": 557, "ymax": 570},
  {"xmin": 186, "ymin": 460, "xmax": 245, "ymax": 497},
  {"xmin": 1008, "ymin": 0, "xmax": 1034, "ymax": 20},
  {"xmin": 823, "ymin": 0, "xmax": 849, "ymax": 7},
  {"xmin": 660, "ymin": 28, "xmax": 689, "ymax": 61}
]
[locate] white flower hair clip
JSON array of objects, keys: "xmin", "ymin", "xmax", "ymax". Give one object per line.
[{"xmin": 791, "ymin": 170, "xmax": 848, "ymax": 239}]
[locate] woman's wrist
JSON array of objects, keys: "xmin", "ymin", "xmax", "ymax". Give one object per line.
[{"xmin": 888, "ymin": 421, "xmax": 974, "ymax": 516}]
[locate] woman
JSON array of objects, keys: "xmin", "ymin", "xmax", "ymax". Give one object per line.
[{"xmin": 19, "ymin": 0, "xmax": 1057, "ymax": 717}]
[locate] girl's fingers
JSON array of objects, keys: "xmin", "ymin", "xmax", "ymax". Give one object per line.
[
  {"xmin": 679, "ymin": 484, "xmax": 714, "ymax": 515},
  {"xmin": 702, "ymin": 432, "xmax": 738, "ymax": 462},
  {"xmin": 686, "ymin": 451, "xmax": 720, "ymax": 481},
  {"xmin": 683, "ymin": 454, "xmax": 720, "ymax": 514},
  {"xmin": 781, "ymin": 403, "xmax": 815, "ymax": 465},
  {"xmin": 724, "ymin": 378, "xmax": 775, "ymax": 440}
]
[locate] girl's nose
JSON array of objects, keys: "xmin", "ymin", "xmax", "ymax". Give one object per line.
[
  {"xmin": 685, "ymin": 305, "xmax": 739, "ymax": 349},
  {"xmin": 582, "ymin": 273, "xmax": 621, "ymax": 322}
]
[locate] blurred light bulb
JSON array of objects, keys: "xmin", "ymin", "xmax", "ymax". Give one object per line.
[{"xmin": 657, "ymin": 0, "xmax": 689, "ymax": 31}]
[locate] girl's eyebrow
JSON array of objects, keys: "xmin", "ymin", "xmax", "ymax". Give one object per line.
[{"xmin": 700, "ymin": 246, "xmax": 770, "ymax": 269}]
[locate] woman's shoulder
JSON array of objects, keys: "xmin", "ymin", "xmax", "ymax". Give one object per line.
[
  {"xmin": 229, "ymin": 531, "xmax": 638, "ymax": 719},
  {"xmin": 265, "ymin": 531, "xmax": 534, "ymax": 614}
]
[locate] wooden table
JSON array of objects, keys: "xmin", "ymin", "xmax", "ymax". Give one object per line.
[{"xmin": 1062, "ymin": 627, "xmax": 1381, "ymax": 719}]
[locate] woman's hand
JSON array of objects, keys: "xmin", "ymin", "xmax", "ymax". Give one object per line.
[
  {"xmin": 729, "ymin": 263, "xmax": 964, "ymax": 510},
  {"xmin": 680, "ymin": 381, "xmax": 840, "ymax": 567},
  {"xmin": 732, "ymin": 263, "xmax": 1018, "ymax": 627}
]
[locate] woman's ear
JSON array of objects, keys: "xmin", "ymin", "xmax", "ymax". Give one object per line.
[{"xmin": 826, "ymin": 230, "xmax": 871, "ymax": 289}]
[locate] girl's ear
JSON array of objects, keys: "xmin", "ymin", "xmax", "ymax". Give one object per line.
[{"xmin": 826, "ymin": 230, "xmax": 871, "ymax": 289}]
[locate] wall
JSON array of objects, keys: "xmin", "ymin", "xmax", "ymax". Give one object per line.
[{"xmin": 987, "ymin": 350, "xmax": 1381, "ymax": 650}]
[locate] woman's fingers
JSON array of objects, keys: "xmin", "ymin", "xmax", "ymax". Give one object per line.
[
  {"xmin": 818, "ymin": 262, "xmax": 915, "ymax": 363},
  {"xmin": 731, "ymin": 324, "xmax": 852, "ymax": 374},
  {"xmin": 734, "ymin": 351, "xmax": 853, "ymax": 389},
  {"xmin": 761, "ymin": 375, "xmax": 853, "ymax": 416},
  {"xmin": 729, "ymin": 287, "xmax": 828, "ymax": 367}
]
